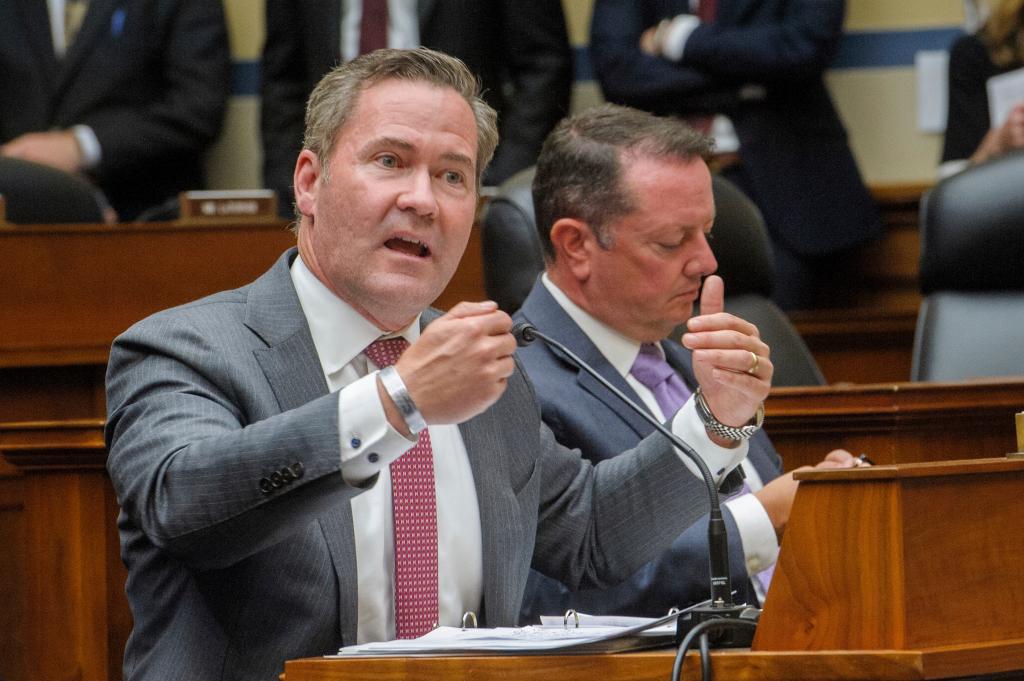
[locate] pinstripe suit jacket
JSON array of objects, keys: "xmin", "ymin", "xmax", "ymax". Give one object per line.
[{"xmin": 105, "ymin": 249, "xmax": 713, "ymax": 680}]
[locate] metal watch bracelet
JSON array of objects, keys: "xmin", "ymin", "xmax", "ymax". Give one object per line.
[
  {"xmin": 378, "ymin": 366, "xmax": 427, "ymax": 435},
  {"xmin": 693, "ymin": 386, "xmax": 764, "ymax": 441}
]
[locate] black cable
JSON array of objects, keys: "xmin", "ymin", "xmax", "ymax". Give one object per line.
[
  {"xmin": 700, "ymin": 632, "xmax": 711, "ymax": 681},
  {"xmin": 670, "ymin": 618, "xmax": 758, "ymax": 681}
]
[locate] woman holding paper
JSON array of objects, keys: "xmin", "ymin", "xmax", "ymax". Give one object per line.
[{"xmin": 941, "ymin": 0, "xmax": 1024, "ymax": 177}]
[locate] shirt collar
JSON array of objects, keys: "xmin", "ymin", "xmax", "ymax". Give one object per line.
[
  {"xmin": 541, "ymin": 273, "xmax": 657, "ymax": 379},
  {"xmin": 290, "ymin": 255, "xmax": 420, "ymax": 377}
]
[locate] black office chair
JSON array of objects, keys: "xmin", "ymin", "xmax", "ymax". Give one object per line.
[
  {"xmin": 0, "ymin": 156, "xmax": 107, "ymax": 224},
  {"xmin": 910, "ymin": 151, "xmax": 1024, "ymax": 381},
  {"xmin": 481, "ymin": 166, "xmax": 826, "ymax": 386}
]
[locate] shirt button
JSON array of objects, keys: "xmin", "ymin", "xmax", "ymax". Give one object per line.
[
  {"xmin": 291, "ymin": 462, "xmax": 305, "ymax": 478},
  {"xmin": 367, "ymin": 452, "xmax": 379, "ymax": 464},
  {"xmin": 350, "ymin": 437, "xmax": 362, "ymax": 449},
  {"xmin": 259, "ymin": 478, "xmax": 273, "ymax": 494}
]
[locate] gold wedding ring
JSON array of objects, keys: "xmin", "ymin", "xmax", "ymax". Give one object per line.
[{"xmin": 747, "ymin": 351, "xmax": 759, "ymax": 375}]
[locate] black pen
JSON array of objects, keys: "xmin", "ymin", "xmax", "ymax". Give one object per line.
[{"xmin": 858, "ymin": 453, "xmax": 875, "ymax": 466}]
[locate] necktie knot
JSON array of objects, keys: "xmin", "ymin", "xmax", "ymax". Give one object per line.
[
  {"xmin": 630, "ymin": 343, "xmax": 676, "ymax": 388},
  {"xmin": 629, "ymin": 343, "xmax": 692, "ymax": 418},
  {"xmin": 364, "ymin": 337, "xmax": 409, "ymax": 369}
]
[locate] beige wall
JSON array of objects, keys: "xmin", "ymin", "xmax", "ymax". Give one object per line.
[{"xmin": 209, "ymin": 0, "xmax": 967, "ymax": 190}]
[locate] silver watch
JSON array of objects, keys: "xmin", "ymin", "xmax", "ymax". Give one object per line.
[
  {"xmin": 378, "ymin": 366, "xmax": 427, "ymax": 435},
  {"xmin": 693, "ymin": 387, "xmax": 764, "ymax": 441}
]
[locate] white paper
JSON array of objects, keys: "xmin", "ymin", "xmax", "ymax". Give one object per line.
[
  {"xmin": 333, "ymin": 608, "xmax": 686, "ymax": 656},
  {"xmin": 916, "ymin": 50, "xmax": 949, "ymax": 133},
  {"xmin": 987, "ymin": 66, "xmax": 1024, "ymax": 128}
]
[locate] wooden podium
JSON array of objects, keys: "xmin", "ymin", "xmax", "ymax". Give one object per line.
[{"xmin": 285, "ymin": 458, "xmax": 1024, "ymax": 681}]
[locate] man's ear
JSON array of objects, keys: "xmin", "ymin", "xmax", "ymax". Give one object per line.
[
  {"xmin": 293, "ymin": 149, "xmax": 321, "ymax": 220},
  {"xmin": 549, "ymin": 217, "xmax": 595, "ymax": 282}
]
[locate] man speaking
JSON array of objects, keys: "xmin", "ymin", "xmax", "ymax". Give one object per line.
[{"xmin": 105, "ymin": 48, "xmax": 770, "ymax": 680}]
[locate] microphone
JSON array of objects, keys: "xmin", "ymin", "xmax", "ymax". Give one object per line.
[{"xmin": 512, "ymin": 321, "xmax": 758, "ymax": 647}]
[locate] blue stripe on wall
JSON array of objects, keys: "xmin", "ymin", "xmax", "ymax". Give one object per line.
[
  {"xmin": 832, "ymin": 27, "xmax": 964, "ymax": 69},
  {"xmin": 232, "ymin": 61, "xmax": 261, "ymax": 97},
  {"xmin": 230, "ymin": 27, "xmax": 967, "ymax": 96}
]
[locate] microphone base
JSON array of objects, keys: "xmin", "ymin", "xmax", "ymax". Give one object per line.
[{"xmin": 675, "ymin": 603, "xmax": 760, "ymax": 648}]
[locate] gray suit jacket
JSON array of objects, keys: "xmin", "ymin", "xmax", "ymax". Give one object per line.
[
  {"xmin": 514, "ymin": 280, "xmax": 783, "ymax": 620},
  {"xmin": 105, "ymin": 249, "xmax": 712, "ymax": 680}
]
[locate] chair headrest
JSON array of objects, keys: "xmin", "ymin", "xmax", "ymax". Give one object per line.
[
  {"xmin": 920, "ymin": 150, "xmax": 1024, "ymax": 293},
  {"xmin": 0, "ymin": 156, "xmax": 105, "ymax": 224}
]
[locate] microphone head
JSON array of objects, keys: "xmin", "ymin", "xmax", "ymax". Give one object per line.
[{"xmin": 510, "ymin": 322, "xmax": 537, "ymax": 347}]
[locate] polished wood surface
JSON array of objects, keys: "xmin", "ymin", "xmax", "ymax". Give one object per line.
[
  {"xmin": 0, "ymin": 419, "xmax": 125, "ymax": 681},
  {"xmin": 757, "ymin": 458, "xmax": 1024, "ymax": 655},
  {"xmin": 764, "ymin": 378, "xmax": 1024, "ymax": 471},
  {"xmin": 283, "ymin": 644, "xmax": 1024, "ymax": 681}
]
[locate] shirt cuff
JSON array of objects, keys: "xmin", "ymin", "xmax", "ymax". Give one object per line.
[
  {"xmin": 71, "ymin": 125, "xmax": 102, "ymax": 169},
  {"xmin": 662, "ymin": 14, "xmax": 701, "ymax": 61},
  {"xmin": 671, "ymin": 398, "xmax": 748, "ymax": 485},
  {"xmin": 338, "ymin": 371, "xmax": 417, "ymax": 485},
  {"xmin": 723, "ymin": 492, "xmax": 779, "ymax": 576}
]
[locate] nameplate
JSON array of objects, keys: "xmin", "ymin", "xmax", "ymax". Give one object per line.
[{"xmin": 179, "ymin": 190, "xmax": 278, "ymax": 223}]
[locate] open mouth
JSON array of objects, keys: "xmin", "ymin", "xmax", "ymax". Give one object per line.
[{"xmin": 385, "ymin": 236, "xmax": 430, "ymax": 258}]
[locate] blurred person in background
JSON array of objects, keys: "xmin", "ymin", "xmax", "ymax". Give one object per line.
[
  {"xmin": 941, "ymin": 0, "xmax": 1024, "ymax": 177},
  {"xmin": 0, "ymin": 0, "xmax": 231, "ymax": 221},
  {"xmin": 589, "ymin": 0, "xmax": 881, "ymax": 311}
]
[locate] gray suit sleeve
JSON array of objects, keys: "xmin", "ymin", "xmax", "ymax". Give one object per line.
[
  {"xmin": 530, "ymin": 414, "xmax": 712, "ymax": 592},
  {"xmin": 105, "ymin": 311, "xmax": 360, "ymax": 571}
]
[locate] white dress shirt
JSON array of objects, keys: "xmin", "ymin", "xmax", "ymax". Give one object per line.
[
  {"xmin": 340, "ymin": 0, "xmax": 420, "ymax": 62},
  {"xmin": 541, "ymin": 275, "xmax": 779, "ymax": 582},
  {"xmin": 291, "ymin": 256, "xmax": 483, "ymax": 643}
]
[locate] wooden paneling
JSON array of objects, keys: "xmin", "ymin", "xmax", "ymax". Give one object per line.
[
  {"xmin": 0, "ymin": 420, "xmax": 126, "ymax": 681},
  {"xmin": 765, "ymin": 378, "xmax": 1024, "ymax": 471}
]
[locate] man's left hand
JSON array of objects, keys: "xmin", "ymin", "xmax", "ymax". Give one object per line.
[
  {"xmin": 682, "ymin": 274, "xmax": 772, "ymax": 434},
  {"xmin": 1, "ymin": 130, "xmax": 84, "ymax": 173}
]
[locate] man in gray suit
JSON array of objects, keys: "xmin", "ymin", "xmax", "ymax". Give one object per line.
[{"xmin": 105, "ymin": 48, "xmax": 771, "ymax": 680}]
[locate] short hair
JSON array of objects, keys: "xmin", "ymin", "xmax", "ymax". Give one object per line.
[
  {"xmin": 303, "ymin": 47, "xmax": 499, "ymax": 188},
  {"xmin": 532, "ymin": 103, "xmax": 713, "ymax": 261}
]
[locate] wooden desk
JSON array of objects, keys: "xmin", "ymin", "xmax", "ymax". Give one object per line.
[
  {"xmin": 764, "ymin": 378, "xmax": 1024, "ymax": 471},
  {"xmin": 284, "ymin": 645, "xmax": 1024, "ymax": 681}
]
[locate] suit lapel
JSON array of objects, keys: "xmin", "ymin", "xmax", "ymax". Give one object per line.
[
  {"xmin": 245, "ymin": 248, "xmax": 359, "ymax": 645},
  {"xmin": 56, "ymin": 0, "xmax": 120, "ymax": 94},
  {"xmin": 519, "ymin": 282, "xmax": 654, "ymax": 439},
  {"xmin": 13, "ymin": 0, "xmax": 59, "ymax": 82}
]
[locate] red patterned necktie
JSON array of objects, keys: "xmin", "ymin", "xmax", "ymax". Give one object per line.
[
  {"xmin": 359, "ymin": 0, "xmax": 389, "ymax": 55},
  {"xmin": 363, "ymin": 338, "xmax": 439, "ymax": 639},
  {"xmin": 698, "ymin": 0, "xmax": 717, "ymax": 22}
]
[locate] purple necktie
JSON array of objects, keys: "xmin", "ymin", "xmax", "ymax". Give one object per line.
[{"xmin": 629, "ymin": 343, "xmax": 692, "ymax": 418}]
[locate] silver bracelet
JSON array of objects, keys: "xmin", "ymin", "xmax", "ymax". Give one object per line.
[{"xmin": 378, "ymin": 366, "xmax": 427, "ymax": 435}]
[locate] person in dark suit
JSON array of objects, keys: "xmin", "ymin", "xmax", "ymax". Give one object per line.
[
  {"xmin": 589, "ymin": 0, "xmax": 881, "ymax": 310},
  {"xmin": 260, "ymin": 0, "xmax": 573, "ymax": 215},
  {"xmin": 0, "ymin": 0, "xmax": 231, "ymax": 221},
  {"xmin": 514, "ymin": 103, "xmax": 859, "ymax": 621},
  {"xmin": 105, "ymin": 49, "xmax": 772, "ymax": 680}
]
